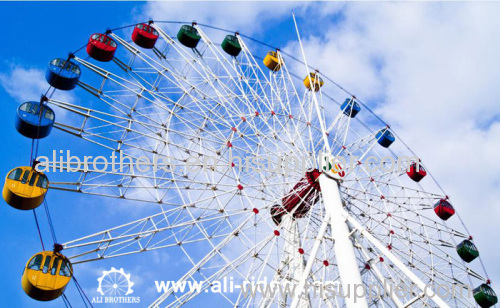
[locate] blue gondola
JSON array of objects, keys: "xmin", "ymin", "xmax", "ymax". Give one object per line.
[
  {"xmin": 15, "ymin": 102, "xmax": 55, "ymax": 139},
  {"xmin": 375, "ymin": 128, "xmax": 395, "ymax": 148},
  {"xmin": 341, "ymin": 98, "xmax": 361, "ymax": 118},
  {"xmin": 45, "ymin": 58, "xmax": 81, "ymax": 90}
]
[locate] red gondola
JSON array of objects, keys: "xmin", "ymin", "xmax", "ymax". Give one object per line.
[
  {"xmin": 407, "ymin": 162, "xmax": 427, "ymax": 182},
  {"xmin": 271, "ymin": 169, "xmax": 322, "ymax": 225},
  {"xmin": 132, "ymin": 23, "xmax": 159, "ymax": 49},
  {"xmin": 86, "ymin": 33, "xmax": 117, "ymax": 62},
  {"xmin": 434, "ymin": 199, "xmax": 455, "ymax": 220}
]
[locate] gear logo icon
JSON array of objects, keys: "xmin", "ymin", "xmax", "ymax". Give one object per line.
[{"xmin": 97, "ymin": 267, "xmax": 134, "ymax": 296}]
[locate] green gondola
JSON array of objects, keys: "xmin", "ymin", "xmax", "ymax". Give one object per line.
[
  {"xmin": 474, "ymin": 284, "xmax": 498, "ymax": 308},
  {"xmin": 221, "ymin": 35, "xmax": 242, "ymax": 57},
  {"xmin": 456, "ymin": 239, "xmax": 479, "ymax": 263},
  {"xmin": 177, "ymin": 25, "xmax": 201, "ymax": 48}
]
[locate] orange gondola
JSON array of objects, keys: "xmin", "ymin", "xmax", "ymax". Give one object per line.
[
  {"xmin": 3, "ymin": 166, "xmax": 48, "ymax": 210},
  {"xmin": 22, "ymin": 249, "xmax": 72, "ymax": 301}
]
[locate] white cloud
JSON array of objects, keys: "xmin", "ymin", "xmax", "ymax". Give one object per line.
[
  {"xmin": 0, "ymin": 65, "xmax": 76, "ymax": 104},
  {"xmin": 139, "ymin": 1, "xmax": 311, "ymax": 35},
  {"xmin": 0, "ymin": 65, "xmax": 76, "ymax": 121},
  {"xmin": 0, "ymin": 66, "xmax": 47, "ymax": 102}
]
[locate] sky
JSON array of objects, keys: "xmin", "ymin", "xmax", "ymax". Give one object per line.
[{"xmin": 1, "ymin": 1, "xmax": 499, "ymax": 307}]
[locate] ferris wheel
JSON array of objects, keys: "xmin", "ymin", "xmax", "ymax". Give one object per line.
[{"xmin": 3, "ymin": 18, "xmax": 498, "ymax": 308}]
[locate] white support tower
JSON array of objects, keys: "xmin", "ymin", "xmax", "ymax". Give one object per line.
[{"xmin": 319, "ymin": 174, "xmax": 369, "ymax": 308}]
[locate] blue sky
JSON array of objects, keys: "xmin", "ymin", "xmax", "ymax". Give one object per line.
[{"xmin": 1, "ymin": 1, "xmax": 500, "ymax": 308}]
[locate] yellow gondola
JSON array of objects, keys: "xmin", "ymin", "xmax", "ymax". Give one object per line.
[
  {"xmin": 263, "ymin": 51, "xmax": 283, "ymax": 71},
  {"xmin": 303, "ymin": 72, "xmax": 324, "ymax": 92},
  {"xmin": 22, "ymin": 251, "xmax": 72, "ymax": 301},
  {"xmin": 2, "ymin": 166, "xmax": 48, "ymax": 210}
]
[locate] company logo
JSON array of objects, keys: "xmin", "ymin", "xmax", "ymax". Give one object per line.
[
  {"xmin": 319, "ymin": 153, "xmax": 346, "ymax": 180},
  {"xmin": 91, "ymin": 267, "xmax": 140, "ymax": 304}
]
